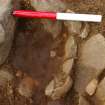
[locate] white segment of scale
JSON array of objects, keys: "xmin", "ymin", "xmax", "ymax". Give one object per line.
[{"xmin": 56, "ymin": 13, "xmax": 102, "ymax": 22}]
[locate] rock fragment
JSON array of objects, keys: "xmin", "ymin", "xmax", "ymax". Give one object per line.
[
  {"xmin": 75, "ymin": 34, "xmax": 105, "ymax": 94},
  {"xmin": 86, "ymin": 78, "xmax": 98, "ymax": 96},
  {"xmin": 80, "ymin": 34, "xmax": 105, "ymax": 71},
  {"xmin": 0, "ymin": 67, "xmax": 13, "ymax": 87},
  {"xmin": 50, "ymin": 50, "xmax": 56, "ymax": 58},
  {"xmin": 62, "ymin": 59, "xmax": 74, "ymax": 75},
  {"xmin": 0, "ymin": 0, "xmax": 20, "ymax": 65},
  {"xmin": 79, "ymin": 23, "xmax": 90, "ymax": 39},
  {"xmin": 45, "ymin": 33, "xmax": 77, "ymax": 100},
  {"xmin": 64, "ymin": 36, "xmax": 77, "ymax": 59},
  {"xmin": 45, "ymin": 73, "xmax": 72, "ymax": 100}
]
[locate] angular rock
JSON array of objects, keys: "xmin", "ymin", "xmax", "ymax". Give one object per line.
[
  {"xmin": 80, "ymin": 34, "xmax": 105, "ymax": 71},
  {"xmin": 86, "ymin": 78, "xmax": 98, "ymax": 96},
  {"xmin": 50, "ymin": 50, "xmax": 56, "ymax": 58},
  {"xmin": 64, "ymin": 36, "xmax": 77, "ymax": 59},
  {"xmin": 0, "ymin": 0, "xmax": 20, "ymax": 65},
  {"xmin": 95, "ymin": 77, "xmax": 105, "ymax": 101},
  {"xmin": 62, "ymin": 59, "xmax": 74, "ymax": 75},
  {"xmin": 75, "ymin": 34, "xmax": 105, "ymax": 93},
  {"xmin": 45, "ymin": 72, "xmax": 72, "ymax": 100}
]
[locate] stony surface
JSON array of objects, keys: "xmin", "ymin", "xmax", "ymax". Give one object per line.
[
  {"xmin": 79, "ymin": 34, "xmax": 105, "ymax": 71},
  {"xmin": 62, "ymin": 59, "xmax": 74, "ymax": 75},
  {"xmin": 45, "ymin": 33, "xmax": 77, "ymax": 100},
  {"xmin": 0, "ymin": 0, "xmax": 20, "ymax": 65},
  {"xmin": 75, "ymin": 34, "xmax": 105, "ymax": 94},
  {"xmin": 1, "ymin": 0, "xmax": 105, "ymax": 105}
]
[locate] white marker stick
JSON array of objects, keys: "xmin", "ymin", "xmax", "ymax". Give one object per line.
[
  {"xmin": 13, "ymin": 10, "xmax": 102, "ymax": 22},
  {"xmin": 57, "ymin": 13, "xmax": 102, "ymax": 22}
]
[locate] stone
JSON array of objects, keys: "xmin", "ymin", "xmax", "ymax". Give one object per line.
[
  {"xmin": 45, "ymin": 73, "xmax": 72, "ymax": 100},
  {"xmin": 75, "ymin": 34, "xmax": 105, "ymax": 94},
  {"xmin": 50, "ymin": 50, "xmax": 56, "ymax": 58},
  {"xmin": 79, "ymin": 23, "xmax": 90, "ymax": 39},
  {"xmin": 0, "ymin": 67, "xmax": 13, "ymax": 87},
  {"xmin": 79, "ymin": 95, "xmax": 90, "ymax": 105},
  {"xmin": 18, "ymin": 76, "xmax": 35, "ymax": 98},
  {"xmin": 80, "ymin": 34, "xmax": 105, "ymax": 71},
  {"xmin": 62, "ymin": 59, "xmax": 74, "ymax": 75},
  {"xmin": 0, "ymin": 0, "xmax": 20, "ymax": 65},
  {"xmin": 0, "ymin": 24, "xmax": 5, "ymax": 44},
  {"xmin": 64, "ymin": 36, "xmax": 77, "ymax": 59},
  {"xmin": 86, "ymin": 78, "xmax": 98, "ymax": 96},
  {"xmin": 95, "ymin": 77, "xmax": 105, "ymax": 101},
  {"xmin": 16, "ymin": 70, "xmax": 23, "ymax": 77}
]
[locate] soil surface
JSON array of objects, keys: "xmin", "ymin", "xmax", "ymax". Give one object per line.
[{"xmin": 0, "ymin": 0, "xmax": 105, "ymax": 105}]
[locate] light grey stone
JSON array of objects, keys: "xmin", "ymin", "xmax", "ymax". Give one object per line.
[
  {"xmin": 45, "ymin": 73, "xmax": 72, "ymax": 100},
  {"xmin": 79, "ymin": 23, "xmax": 90, "ymax": 39},
  {"xmin": 86, "ymin": 78, "xmax": 98, "ymax": 96},
  {"xmin": 75, "ymin": 34, "xmax": 105, "ymax": 93},
  {"xmin": 0, "ymin": 0, "xmax": 20, "ymax": 65}
]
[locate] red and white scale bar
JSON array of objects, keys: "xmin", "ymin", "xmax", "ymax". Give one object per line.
[{"xmin": 13, "ymin": 10, "xmax": 102, "ymax": 22}]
